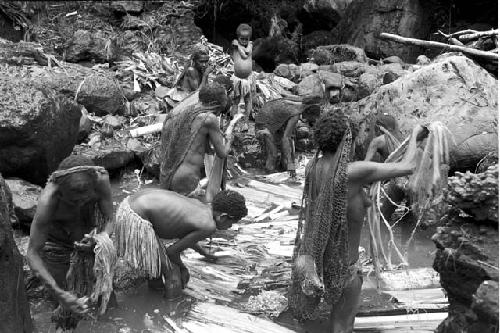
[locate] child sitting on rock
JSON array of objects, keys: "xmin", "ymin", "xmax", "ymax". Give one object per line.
[{"xmin": 231, "ymin": 23, "xmax": 254, "ymax": 116}]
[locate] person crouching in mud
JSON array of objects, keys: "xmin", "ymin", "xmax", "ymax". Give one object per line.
[
  {"xmin": 159, "ymin": 82, "xmax": 231, "ymax": 196},
  {"xmin": 27, "ymin": 155, "xmax": 114, "ymax": 315},
  {"xmin": 114, "ymin": 189, "xmax": 248, "ymax": 292},
  {"xmin": 289, "ymin": 108, "xmax": 428, "ymax": 333}
]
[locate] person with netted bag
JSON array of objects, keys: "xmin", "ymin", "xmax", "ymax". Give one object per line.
[{"xmin": 289, "ymin": 107, "xmax": 428, "ymax": 332}]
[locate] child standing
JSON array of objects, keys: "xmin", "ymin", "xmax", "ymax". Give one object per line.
[{"xmin": 231, "ymin": 23, "xmax": 254, "ymax": 115}]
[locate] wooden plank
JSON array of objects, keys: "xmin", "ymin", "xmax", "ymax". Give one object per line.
[
  {"xmin": 354, "ymin": 312, "xmax": 447, "ymax": 329},
  {"xmin": 181, "ymin": 302, "xmax": 296, "ymax": 333}
]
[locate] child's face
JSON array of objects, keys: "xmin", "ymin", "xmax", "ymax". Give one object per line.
[
  {"xmin": 237, "ymin": 30, "xmax": 251, "ymax": 46},
  {"xmin": 194, "ymin": 54, "xmax": 209, "ymax": 72}
]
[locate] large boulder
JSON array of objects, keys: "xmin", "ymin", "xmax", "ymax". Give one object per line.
[
  {"xmin": 310, "ymin": 44, "xmax": 367, "ymax": 65},
  {"xmin": 346, "ymin": 54, "xmax": 498, "ymax": 172},
  {"xmin": 332, "ymin": 0, "xmax": 431, "ymax": 62},
  {"xmin": 73, "ymin": 138, "xmax": 136, "ymax": 172},
  {"xmin": 0, "ymin": 66, "xmax": 82, "ymax": 185},
  {"xmin": 0, "ymin": 174, "xmax": 32, "ymax": 332},
  {"xmin": 4, "ymin": 178, "xmax": 41, "ymax": 227},
  {"xmin": 433, "ymin": 166, "xmax": 499, "ymax": 333},
  {"xmin": 301, "ymin": 0, "xmax": 353, "ymax": 31},
  {"xmin": 64, "ymin": 29, "xmax": 118, "ymax": 64},
  {"xmin": 111, "ymin": 1, "xmax": 144, "ymax": 14},
  {"xmin": 76, "ymin": 74, "xmax": 125, "ymax": 116}
]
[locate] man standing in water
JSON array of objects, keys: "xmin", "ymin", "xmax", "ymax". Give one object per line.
[
  {"xmin": 159, "ymin": 82, "xmax": 231, "ymax": 196},
  {"xmin": 27, "ymin": 155, "xmax": 114, "ymax": 315},
  {"xmin": 115, "ymin": 189, "xmax": 248, "ymax": 291},
  {"xmin": 289, "ymin": 108, "xmax": 428, "ymax": 333}
]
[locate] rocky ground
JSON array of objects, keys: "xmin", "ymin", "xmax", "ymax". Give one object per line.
[{"xmin": 0, "ymin": 1, "xmax": 497, "ymax": 332}]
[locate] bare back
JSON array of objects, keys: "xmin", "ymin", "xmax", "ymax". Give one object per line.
[
  {"xmin": 171, "ymin": 112, "xmax": 224, "ymax": 194},
  {"xmin": 128, "ymin": 188, "xmax": 213, "ymax": 239}
]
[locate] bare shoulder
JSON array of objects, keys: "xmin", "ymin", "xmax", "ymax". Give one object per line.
[
  {"xmin": 184, "ymin": 66, "xmax": 198, "ymax": 78},
  {"xmin": 199, "ymin": 112, "xmax": 219, "ymax": 128}
]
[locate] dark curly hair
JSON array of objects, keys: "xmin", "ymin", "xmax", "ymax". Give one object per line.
[
  {"xmin": 213, "ymin": 75, "xmax": 233, "ymax": 93},
  {"xmin": 212, "ymin": 190, "xmax": 248, "ymax": 220},
  {"xmin": 58, "ymin": 154, "xmax": 95, "ymax": 170},
  {"xmin": 199, "ymin": 82, "xmax": 227, "ymax": 107},
  {"xmin": 313, "ymin": 108, "xmax": 357, "ymax": 153}
]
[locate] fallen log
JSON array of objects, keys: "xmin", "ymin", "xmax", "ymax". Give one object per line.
[{"xmin": 379, "ymin": 33, "xmax": 499, "ymax": 62}]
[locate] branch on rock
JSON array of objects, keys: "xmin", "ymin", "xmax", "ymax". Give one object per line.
[
  {"xmin": 458, "ymin": 29, "xmax": 498, "ymax": 42},
  {"xmin": 379, "ymin": 33, "xmax": 499, "ymax": 62}
]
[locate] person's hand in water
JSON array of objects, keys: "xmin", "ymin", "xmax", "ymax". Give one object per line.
[{"xmin": 57, "ymin": 291, "xmax": 88, "ymax": 314}]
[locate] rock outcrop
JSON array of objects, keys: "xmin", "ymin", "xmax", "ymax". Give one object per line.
[
  {"xmin": 4, "ymin": 178, "xmax": 41, "ymax": 228},
  {"xmin": 0, "ymin": 65, "xmax": 82, "ymax": 185},
  {"xmin": 0, "ymin": 174, "xmax": 32, "ymax": 333},
  {"xmin": 433, "ymin": 165, "xmax": 499, "ymax": 333},
  {"xmin": 76, "ymin": 74, "xmax": 125, "ymax": 116},
  {"xmin": 344, "ymin": 54, "xmax": 498, "ymax": 171},
  {"xmin": 332, "ymin": 0, "xmax": 431, "ymax": 62},
  {"xmin": 64, "ymin": 29, "xmax": 118, "ymax": 64}
]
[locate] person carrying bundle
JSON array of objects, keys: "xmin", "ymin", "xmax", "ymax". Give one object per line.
[
  {"xmin": 27, "ymin": 155, "xmax": 116, "ymax": 330},
  {"xmin": 289, "ymin": 107, "xmax": 428, "ymax": 333}
]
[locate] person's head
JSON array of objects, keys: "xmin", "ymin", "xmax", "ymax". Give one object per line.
[
  {"xmin": 301, "ymin": 95, "xmax": 322, "ymax": 126},
  {"xmin": 313, "ymin": 108, "xmax": 357, "ymax": 154},
  {"xmin": 212, "ymin": 190, "xmax": 248, "ymax": 230},
  {"xmin": 375, "ymin": 113, "xmax": 397, "ymax": 135},
  {"xmin": 192, "ymin": 44, "xmax": 210, "ymax": 73},
  {"xmin": 199, "ymin": 82, "xmax": 230, "ymax": 114},
  {"xmin": 55, "ymin": 155, "xmax": 98, "ymax": 205},
  {"xmin": 236, "ymin": 23, "xmax": 252, "ymax": 46},
  {"xmin": 213, "ymin": 75, "xmax": 234, "ymax": 95}
]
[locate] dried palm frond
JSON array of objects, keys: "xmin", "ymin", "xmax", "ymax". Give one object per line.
[{"xmin": 367, "ymin": 122, "xmax": 451, "ymax": 287}]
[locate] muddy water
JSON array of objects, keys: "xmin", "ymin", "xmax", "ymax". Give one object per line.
[{"xmin": 28, "ymin": 168, "xmax": 441, "ymax": 333}]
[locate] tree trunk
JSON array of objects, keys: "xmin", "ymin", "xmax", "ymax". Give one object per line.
[{"xmin": 0, "ymin": 174, "xmax": 33, "ymax": 333}]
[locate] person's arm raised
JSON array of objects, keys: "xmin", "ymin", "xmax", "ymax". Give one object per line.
[
  {"xmin": 364, "ymin": 135, "xmax": 386, "ymax": 161},
  {"xmin": 349, "ymin": 125, "xmax": 427, "ymax": 186},
  {"xmin": 27, "ymin": 185, "xmax": 88, "ymax": 314}
]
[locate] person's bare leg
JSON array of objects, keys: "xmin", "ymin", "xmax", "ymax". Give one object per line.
[
  {"xmin": 281, "ymin": 115, "xmax": 299, "ymax": 176},
  {"xmin": 245, "ymin": 91, "xmax": 253, "ymax": 117},
  {"xmin": 329, "ymin": 274, "xmax": 363, "ymax": 333},
  {"xmin": 263, "ymin": 132, "xmax": 278, "ymax": 172}
]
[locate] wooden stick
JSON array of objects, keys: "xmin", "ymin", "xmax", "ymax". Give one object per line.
[
  {"xmin": 459, "ymin": 29, "xmax": 498, "ymax": 42},
  {"xmin": 379, "ymin": 32, "xmax": 499, "ymax": 61},
  {"xmin": 129, "ymin": 122, "xmax": 163, "ymax": 137}
]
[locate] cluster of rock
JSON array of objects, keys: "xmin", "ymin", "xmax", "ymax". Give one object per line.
[
  {"xmin": 433, "ymin": 165, "xmax": 499, "ymax": 333},
  {"xmin": 27, "ymin": 1, "xmax": 202, "ymax": 64}
]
